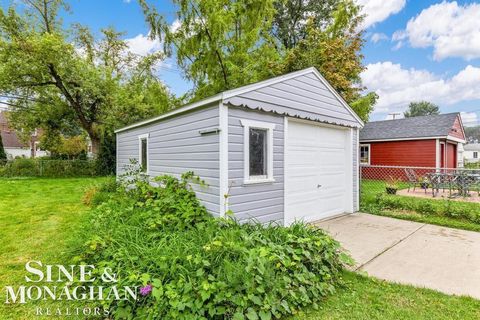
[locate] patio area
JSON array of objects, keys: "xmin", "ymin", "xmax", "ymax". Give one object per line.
[{"xmin": 398, "ymin": 188, "xmax": 480, "ymax": 203}]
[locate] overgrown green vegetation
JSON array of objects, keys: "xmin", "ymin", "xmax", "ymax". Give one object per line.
[
  {"xmin": 2, "ymin": 177, "xmax": 480, "ymax": 319},
  {"xmin": 74, "ymin": 168, "xmax": 348, "ymax": 319},
  {"xmin": 0, "ymin": 158, "xmax": 98, "ymax": 177},
  {"xmin": 361, "ymin": 180, "xmax": 480, "ymax": 231}
]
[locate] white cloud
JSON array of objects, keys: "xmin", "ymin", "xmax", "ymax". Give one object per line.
[
  {"xmin": 392, "ymin": 41, "xmax": 403, "ymax": 51},
  {"xmin": 125, "ymin": 34, "xmax": 162, "ymax": 56},
  {"xmin": 461, "ymin": 112, "xmax": 479, "ymax": 127},
  {"xmin": 356, "ymin": 0, "xmax": 406, "ymax": 29},
  {"xmin": 170, "ymin": 19, "xmax": 182, "ymax": 33},
  {"xmin": 371, "ymin": 33, "xmax": 388, "ymax": 43},
  {"xmin": 361, "ymin": 62, "xmax": 480, "ymax": 113},
  {"xmin": 394, "ymin": 1, "xmax": 480, "ymax": 60}
]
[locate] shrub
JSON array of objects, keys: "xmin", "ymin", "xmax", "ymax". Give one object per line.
[
  {"xmin": 76, "ymin": 171, "xmax": 348, "ymax": 319},
  {"xmin": 82, "ymin": 186, "xmax": 99, "ymax": 206},
  {"xmin": 0, "ymin": 159, "xmax": 98, "ymax": 177},
  {"xmin": 82, "ymin": 177, "xmax": 119, "ymax": 206},
  {"xmin": 364, "ymin": 192, "xmax": 480, "ymax": 224}
]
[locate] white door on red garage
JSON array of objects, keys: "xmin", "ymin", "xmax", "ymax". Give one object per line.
[{"xmin": 285, "ymin": 119, "xmax": 353, "ymax": 225}]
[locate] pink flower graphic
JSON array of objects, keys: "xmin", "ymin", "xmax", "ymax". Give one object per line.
[{"xmin": 140, "ymin": 284, "xmax": 152, "ymax": 296}]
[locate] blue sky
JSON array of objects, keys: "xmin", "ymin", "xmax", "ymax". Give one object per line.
[{"xmin": 4, "ymin": 0, "xmax": 480, "ymax": 125}]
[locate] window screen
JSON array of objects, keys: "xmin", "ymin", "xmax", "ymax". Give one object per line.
[{"xmin": 249, "ymin": 128, "xmax": 267, "ymax": 177}]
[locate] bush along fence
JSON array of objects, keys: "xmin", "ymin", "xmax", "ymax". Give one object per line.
[
  {"xmin": 360, "ymin": 165, "xmax": 480, "ymax": 224},
  {"xmin": 0, "ymin": 159, "xmax": 98, "ymax": 177}
]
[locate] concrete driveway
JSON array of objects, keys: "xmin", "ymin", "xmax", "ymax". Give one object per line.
[{"xmin": 315, "ymin": 213, "xmax": 480, "ymax": 299}]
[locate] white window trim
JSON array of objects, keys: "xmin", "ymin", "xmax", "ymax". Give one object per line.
[
  {"xmin": 138, "ymin": 133, "xmax": 149, "ymax": 174},
  {"xmin": 360, "ymin": 143, "xmax": 371, "ymax": 165},
  {"xmin": 240, "ymin": 119, "xmax": 275, "ymax": 185}
]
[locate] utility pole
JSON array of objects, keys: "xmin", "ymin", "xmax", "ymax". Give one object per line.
[{"xmin": 389, "ymin": 112, "xmax": 401, "ymax": 120}]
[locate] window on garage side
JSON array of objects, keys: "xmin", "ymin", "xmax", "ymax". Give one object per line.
[
  {"xmin": 138, "ymin": 134, "xmax": 149, "ymax": 172},
  {"xmin": 240, "ymin": 119, "xmax": 275, "ymax": 184},
  {"xmin": 249, "ymin": 128, "xmax": 267, "ymax": 177},
  {"xmin": 360, "ymin": 144, "xmax": 370, "ymax": 165}
]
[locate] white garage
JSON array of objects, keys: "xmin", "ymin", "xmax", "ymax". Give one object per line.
[
  {"xmin": 285, "ymin": 120, "xmax": 353, "ymax": 225},
  {"xmin": 116, "ymin": 67, "xmax": 363, "ymax": 226}
]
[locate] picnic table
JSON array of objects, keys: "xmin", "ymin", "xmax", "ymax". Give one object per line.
[{"xmin": 427, "ymin": 171, "xmax": 480, "ymax": 198}]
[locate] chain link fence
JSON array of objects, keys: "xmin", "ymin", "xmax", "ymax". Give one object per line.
[{"xmin": 360, "ymin": 165, "xmax": 480, "ymax": 204}]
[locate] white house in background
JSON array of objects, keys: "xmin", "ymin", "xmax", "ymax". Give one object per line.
[
  {"xmin": 0, "ymin": 111, "xmax": 48, "ymax": 159},
  {"xmin": 464, "ymin": 144, "xmax": 480, "ymax": 163},
  {"xmin": 115, "ymin": 67, "xmax": 364, "ymax": 226}
]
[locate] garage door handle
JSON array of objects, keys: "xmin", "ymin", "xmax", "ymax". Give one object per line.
[{"xmin": 317, "ymin": 184, "xmax": 322, "ymax": 188}]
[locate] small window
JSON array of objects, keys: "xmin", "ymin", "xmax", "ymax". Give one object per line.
[
  {"xmin": 360, "ymin": 144, "xmax": 370, "ymax": 165},
  {"xmin": 249, "ymin": 128, "xmax": 267, "ymax": 177},
  {"xmin": 240, "ymin": 120, "xmax": 275, "ymax": 184},
  {"xmin": 474, "ymin": 151, "xmax": 479, "ymax": 159},
  {"xmin": 138, "ymin": 134, "xmax": 149, "ymax": 172}
]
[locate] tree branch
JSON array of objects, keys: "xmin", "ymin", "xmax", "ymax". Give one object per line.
[{"xmin": 189, "ymin": 1, "xmax": 229, "ymax": 87}]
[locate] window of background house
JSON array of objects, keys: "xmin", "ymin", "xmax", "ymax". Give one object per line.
[
  {"xmin": 474, "ymin": 151, "xmax": 478, "ymax": 159},
  {"xmin": 360, "ymin": 145, "xmax": 370, "ymax": 165}
]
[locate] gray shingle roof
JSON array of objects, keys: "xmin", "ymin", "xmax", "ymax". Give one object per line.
[
  {"xmin": 360, "ymin": 113, "xmax": 461, "ymax": 141},
  {"xmin": 464, "ymin": 143, "xmax": 480, "ymax": 151}
]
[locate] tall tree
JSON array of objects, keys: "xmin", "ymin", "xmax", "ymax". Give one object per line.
[
  {"xmin": 140, "ymin": 0, "xmax": 281, "ymax": 100},
  {"xmin": 272, "ymin": 0, "xmax": 340, "ymax": 49},
  {"xmin": 0, "ymin": 0, "xmax": 174, "ymax": 156},
  {"xmin": 404, "ymin": 101, "xmax": 440, "ymax": 118},
  {"xmin": 0, "ymin": 133, "xmax": 7, "ymax": 163},
  {"xmin": 141, "ymin": 0, "xmax": 376, "ymax": 121},
  {"xmin": 279, "ymin": 1, "xmax": 375, "ymax": 121}
]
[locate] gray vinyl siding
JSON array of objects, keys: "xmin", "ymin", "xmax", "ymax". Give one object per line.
[
  {"xmin": 353, "ymin": 128, "xmax": 359, "ymax": 212},
  {"xmin": 116, "ymin": 105, "xmax": 221, "ymax": 216},
  {"xmin": 225, "ymin": 73, "xmax": 360, "ymax": 128},
  {"xmin": 227, "ymin": 107, "xmax": 284, "ymax": 224}
]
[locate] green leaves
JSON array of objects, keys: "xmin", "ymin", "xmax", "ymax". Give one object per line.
[
  {"xmin": 0, "ymin": 0, "xmax": 175, "ymax": 158},
  {"xmin": 79, "ymin": 170, "xmax": 346, "ymax": 318}
]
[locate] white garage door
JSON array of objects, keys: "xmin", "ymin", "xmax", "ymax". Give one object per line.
[{"xmin": 285, "ymin": 120, "xmax": 353, "ymax": 225}]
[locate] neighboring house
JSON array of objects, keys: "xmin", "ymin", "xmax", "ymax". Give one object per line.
[
  {"xmin": 116, "ymin": 67, "xmax": 364, "ymax": 225},
  {"xmin": 360, "ymin": 113, "xmax": 466, "ymax": 169},
  {"xmin": 464, "ymin": 143, "xmax": 480, "ymax": 163},
  {"xmin": 0, "ymin": 111, "xmax": 48, "ymax": 159}
]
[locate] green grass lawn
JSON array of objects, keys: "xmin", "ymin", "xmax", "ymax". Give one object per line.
[
  {"xmin": 295, "ymin": 272, "xmax": 480, "ymax": 320},
  {"xmin": 360, "ymin": 179, "xmax": 480, "ymax": 232},
  {"xmin": 0, "ymin": 177, "xmax": 479, "ymax": 319},
  {"xmin": 0, "ymin": 177, "xmax": 106, "ymax": 319}
]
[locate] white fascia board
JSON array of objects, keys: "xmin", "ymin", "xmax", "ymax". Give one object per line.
[
  {"xmin": 446, "ymin": 135, "xmax": 466, "ymax": 144},
  {"xmin": 115, "ymin": 93, "xmax": 223, "ymax": 133}
]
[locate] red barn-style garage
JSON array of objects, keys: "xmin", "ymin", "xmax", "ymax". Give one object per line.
[{"xmin": 360, "ymin": 113, "xmax": 466, "ymax": 169}]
